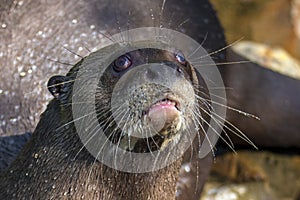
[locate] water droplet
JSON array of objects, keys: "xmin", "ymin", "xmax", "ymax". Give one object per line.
[
  {"xmin": 72, "ymin": 19, "xmax": 78, "ymax": 24},
  {"xmin": 80, "ymin": 33, "xmax": 87, "ymax": 37},
  {"xmin": 1, "ymin": 23, "xmax": 7, "ymax": 29},
  {"xmin": 184, "ymin": 164, "xmax": 191, "ymax": 172},
  {"xmin": 31, "ymin": 65, "xmax": 37, "ymax": 71},
  {"xmin": 20, "ymin": 71, "xmax": 26, "ymax": 77},
  {"xmin": 9, "ymin": 118, "xmax": 17, "ymax": 123},
  {"xmin": 37, "ymin": 30, "xmax": 43, "ymax": 36}
]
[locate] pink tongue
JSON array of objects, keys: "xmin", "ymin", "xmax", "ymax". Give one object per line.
[{"xmin": 147, "ymin": 102, "xmax": 179, "ymax": 133}]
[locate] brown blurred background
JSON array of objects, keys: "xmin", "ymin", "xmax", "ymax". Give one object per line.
[{"xmin": 211, "ymin": 0, "xmax": 300, "ymax": 60}]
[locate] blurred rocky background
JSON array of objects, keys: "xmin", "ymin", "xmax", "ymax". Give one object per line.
[{"xmin": 202, "ymin": 1, "xmax": 300, "ymax": 199}]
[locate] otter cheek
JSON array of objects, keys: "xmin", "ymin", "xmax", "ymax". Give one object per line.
[{"xmin": 147, "ymin": 103, "xmax": 180, "ymax": 135}]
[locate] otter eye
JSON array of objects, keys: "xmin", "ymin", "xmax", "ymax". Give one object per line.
[
  {"xmin": 113, "ymin": 54, "xmax": 132, "ymax": 72},
  {"xmin": 175, "ymin": 50, "xmax": 186, "ymax": 65}
]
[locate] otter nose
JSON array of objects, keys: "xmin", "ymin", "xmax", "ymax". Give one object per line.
[
  {"xmin": 144, "ymin": 67, "xmax": 159, "ymax": 80},
  {"xmin": 142, "ymin": 64, "xmax": 181, "ymax": 82}
]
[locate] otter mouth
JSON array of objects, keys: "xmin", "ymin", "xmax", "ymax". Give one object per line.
[
  {"xmin": 110, "ymin": 96, "xmax": 184, "ymax": 153},
  {"xmin": 143, "ymin": 97, "xmax": 182, "ymax": 137},
  {"xmin": 147, "ymin": 98, "xmax": 181, "ymax": 113}
]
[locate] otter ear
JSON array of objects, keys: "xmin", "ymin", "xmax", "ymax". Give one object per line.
[{"xmin": 47, "ymin": 75, "xmax": 68, "ymax": 98}]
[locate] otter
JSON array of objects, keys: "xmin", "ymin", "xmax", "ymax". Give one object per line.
[
  {"xmin": 0, "ymin": 34, "xmax": 219, "ymax": 199},
  {"xmin": 0, "ymin": 0, "xmax": 227, "ymax": 199},
  {"xmin": 1, "ymin": 0, "xmax": 300, "ymax": 199}
]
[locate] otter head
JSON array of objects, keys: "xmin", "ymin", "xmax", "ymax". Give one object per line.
[
  {"xmin": 46, "ymin": 37, "xmax": 214, "ymax": 172},
  {"xmin": 93, "ymin": 47, "xmax": 209, "ymax": 153},
  {"xmin": 47, "ymin": 47, "xmax": 209, "ymax": 152}
]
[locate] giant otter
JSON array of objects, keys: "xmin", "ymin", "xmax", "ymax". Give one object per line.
[
  {"xmin": 0, "ymin": 0, "xmax": 227, "ymax": 199},
  {"xmin": 0, "ymin": 0, "xmax": 300, "ymax": 199}
]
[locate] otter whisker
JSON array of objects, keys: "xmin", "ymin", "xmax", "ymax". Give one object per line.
[
  {"xmin": 145, "ymin": 127, "xmax": 156, "ymax": 156},
  {"xmin": 149, "ymin": 7, "xmax": 156, "ymax": 27},
  {"xmin": 167, "ymin": 12, "xmax": 175, "ymax": 29},
  {"xmin": 194, "ymin": 92, "xmax": 260, "ymax": 120},
  {"xmin": 81, "ymin": 42, "xmax": 92, "ymax": 53},
  {"xmin": 61, "ymin": 101, "xmax": 95, "ymax": 106},
  {"xmin": 159, "ymin": 0, "xmax": 167, "ymax": 28},
  {"xmin": 73, "ymin": 119, "xmax": 104, "ymax": 162},
  {"xmin": 193, "ymin": 93, "xmax": 214, "ymax": 113},
  {"xmin": 68, "ymin": 107, "xmax": 114, "ymax": 160},
  {"xmin": 55, "ymin": 109, "xmax": 102, "ymax": 132},
  {"xmin": 211, "ymin": 111, "xmax": 258, "ymax": 149},
  {"xmin": 62, "ymin": 46, "xmax": 84, "ymax": 59},
  {"xmin": 182, "ymin": 118, "xmax": 200, "ymax": 161},
  {"xmin": 125, "ymin": 10, "xmax": 132, "ymax": 43},
  {"xmin": 145, "ymin": 124, "xmax": 162, "ymax": 153},
  {"xmin": 46, "ymin": 79, "xmax": 76, "ymax": 90},
  {"xmin": 113, "ymin": 6, "xmax": 127, "ymax": 46},
  {"xmin": 193, "ymin": 105, "xmax": 236, "ymax": 152},
  {"xmin": 190, "ymin": 110, "xmax": 217, "ymax": 158},
  {"xmin": 190, "ymin": 37, "xmax": 244, "ymax": 62},
  {"xmin": 202, "ymin": 108, "xmax": 236, "ymax": 149},
  {"xmin": 151, "ymin": 146, "xmax": 162, "ymax": 171},
  {"xmin": 198, "ymin": 86, "xmax": 233, "ymax": 91},
  {"xmin": 98, "ymin": 30, "xmax": 119, "ymax": 45},
  {"xmin": 113, "ymin": 109, "xmax": 131, "ymax": 167},
  {"xmin": 187, "ymin": 32, "xmax": 208, "ymax": 59},
  {"xmin": 196, "ymin": 97, "xmax": 214, "ymax": 114},
  {"xmin": 47, "ymin": 58, "xmax": 74, "ymax": 66},
  {"xmin": 72, "ymin": 111, "xmax": 114, "ymax": 160},
  {"xmin": 191, "ymin": 60, "xmax": 251, "ymax": 67},
  {"xmin": 175, "ymin": 18, "xmax": 190, "ymax": 31},
  {"xmin": 85, "ymin": 116, "xmax": 122, "ymax": 180},
  {"xmin": 87, "ymin": 127, "xmax": 113, "ymax": 183}
]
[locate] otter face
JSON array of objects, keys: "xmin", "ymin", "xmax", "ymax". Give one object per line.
[
  {"xmin": 94, "ymin": 48, "xmax": 206, "ymax": 153},
  {"xmin": 47, "ymin": 47, "xmax": 209, "ymax": 154},
  {"xmin": 46, "ymin": 26, "xmax": 223, "ymax": 173}
]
